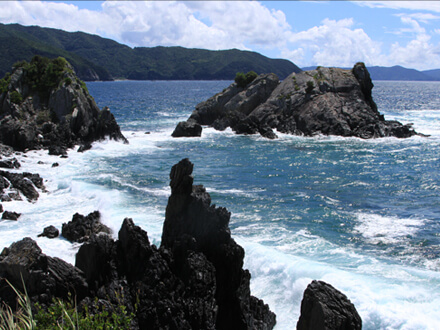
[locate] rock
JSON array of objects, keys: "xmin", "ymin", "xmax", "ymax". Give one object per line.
[
  {"xmin": 0, "ymin": 204, "xmax": 3, "ymax": 212},
  {"xmin": 51, "ymin": 162, "xmax": 59, "ymax": 167},
  {"xmin": 1, "ymin": 211, "xmax": 21, "ymax": 220},
  {"xmin": 297, "ymin": 280, "xmax": 362, "ymax": 330},
  {"xmin": 77, "ymin": 142, "xmax": 92, "ymax": 152},
  {"xmin": 162, "ymin": 158, "xmax": 276, "ymax": 329},
  {"xmin": 176, "ymin": 63, "xmax": 420, "ymax": 139},
  {"xmin": 0, "ymin": 170, "xmax": 44, "ymax": 201},
  {"xmin": 48, "ymin": 145, "xmax": 67, "ymax": 156},
  {"xmin": 0, "ymin": 237, "xmax": 88, "ymax": 308},
  {"xmin": 172, "ymin": 120, "xmax": 203, "ymax": 137},
  {"xmin": 0, "ymin": 158, "xmax": 20, "ymax": 169},
  {"xmin": 0, "ymin": 56, "xmax": 127, "ymax": 153},
  {"xmin": 37, "ymin": 225, "xmax": 60, "ymax": 239},
  {"xmin": 61, "ymin": 211, "xmax": 112, "ymax": 243}
]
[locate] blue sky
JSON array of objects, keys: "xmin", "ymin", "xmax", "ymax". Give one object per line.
[{"xmin": 1, "ymin": 1, "xmax": 440, "ymax": 70}]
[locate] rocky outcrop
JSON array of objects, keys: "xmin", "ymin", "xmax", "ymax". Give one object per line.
[
  {"xmin": 38, "ymin": 225, "xmax": 60, "ymax": 239},
  {"xmin": 0, "ymin": 159, "xmax": 277, "ymax": 329},
  {"xmin": 172, "ymin": 120, "xmax": 202, "ymax": 137},
  {"xmin": 174, "ymin": 63, "xmax": 420, "ymax": 139},
  {"xmin": 0, "ymin": 170, "xmax": 44, "ymax": 202},
  {"xmin": 0, "ymin": 56, "xmax": 127, "ymax": 153},
  {"xmin": 161, "ymin": 158, "xmax": 276, "ymax": 329},
  {"xmin": 61, "ymin": 211, "xmax": 112, "ymax": 243},
  {"xmin": 297, "ymin": 280, "xmax": 362, "ymax": 330},
  {"xmin": 0, "ymin": 237, "xmax": 89, "ymax": 308},
  {"xmin": 1, "ymin": 210, "xmax": 21, "ymax": 220}
]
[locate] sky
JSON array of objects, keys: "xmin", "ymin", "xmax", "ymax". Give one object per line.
[{"xmin": 1, "ymin": 1, "xmax": 440, "ymax": 70}]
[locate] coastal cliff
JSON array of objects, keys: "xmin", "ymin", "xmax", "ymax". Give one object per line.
[
  {"xmin": 173, "ymin": 63, "xmax": 419, "ymax": 139},
  {"xmin": 0, "ymin": 56, "xmax": 127, "ymax": 154}
]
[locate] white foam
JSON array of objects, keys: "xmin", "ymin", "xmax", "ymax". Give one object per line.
[{"xmin": 354, "ymin": 213, "xmax": 425, "ymax": 245}]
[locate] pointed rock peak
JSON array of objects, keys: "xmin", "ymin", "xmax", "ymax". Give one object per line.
[{"xmin": 170, "ymin": 158, "xmax": 194, "ymax": 195}]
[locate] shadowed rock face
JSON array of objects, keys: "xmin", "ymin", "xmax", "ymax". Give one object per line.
[
  {"xmin": 0, "ymin": 56, "xmax": 127, "ymax": 153},
  {"xmin": 174, "ymin": 63, "xmax": 420, "ymax": 139},
  {"xmin": 162, "ymin": 158, "xmax": 276, "ymax": 329},
  {"xmin": 297, "ymin": 280, "xmax": 362, "ymax": 330}
]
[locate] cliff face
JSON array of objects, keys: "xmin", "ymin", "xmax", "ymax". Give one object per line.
[
  {"xmin": 0, "ymin": 56, "xmax": 127, "ymax": 153},
  {"xmin": 173, "ymin": 63, "xmax": 420, "ymax": 139}
]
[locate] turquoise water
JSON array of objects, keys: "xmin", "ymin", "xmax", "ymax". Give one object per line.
[{"xmin": 1, "ymin": 80, "xmax": 440, "ymax": 329}]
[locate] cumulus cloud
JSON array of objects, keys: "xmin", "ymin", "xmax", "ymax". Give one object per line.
[
  {"xmin": 1, "ymin": 0, "xmax": 439, "ymax": 70},
  {"xmin": 284, "ymin": 18, "xmax": 382, "ymax": 68},
  {"xmin": 356, "ymin": 1, "xmax": 440, "ymax": 13},
  {"xmin": 0, "ymin": 1, "xmax": 292, "ymax": 51}
]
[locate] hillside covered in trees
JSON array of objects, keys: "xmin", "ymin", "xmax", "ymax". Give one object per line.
[{"xmin": 0, "ymin": 23, "xmax": 301, "ymax": 81}]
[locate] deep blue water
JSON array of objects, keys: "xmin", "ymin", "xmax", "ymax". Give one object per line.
[{"xmin": 1, "ymin": 80, "xmax": 440, "ymax": 329}]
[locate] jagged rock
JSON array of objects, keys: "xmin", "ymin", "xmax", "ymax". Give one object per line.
[
  {"xmin": 297, "ymin": 280, "xmax": 362, "ymax": 330},
  {"xmin": 162, "ymin": 158, "xmax": 276, "ymax": 329},
  {"xmin": 176, "ymin": 63, "xmax": 420, "ymax": 139},
  {"xmin": 172, "ymin": 120, "xmax": 202, "ymax": 137},
  {"xmin": 37, "ymin": 225, "xmax": 59, "ymax": 239},
  {"xmin": 61, "ymin": 211, "xmax": 112, "ymax": 243},
  {"xmin": 0, "ymin": 170, "xmax": 44, "ymax": 202},
  {"xmin": 0, "ymin": 158, "xmax": 20, "ymax": 169},
  {"xmin": 48, "ymin": 145, "xmax": 67, "ymax": 156},
  {"xmin": 1, "ymin": 211, "xmax": 21, "ymax": 220},
  {"xmin": 77, "ymin": 142, "xmax": 92, "ymax": 152},
  {"xmin": 0, "ymin": 56, "xmax": 127, "ymax": 153},
  {"xmin": 0, "ymin": 237, "xmax": 88, "ymax": 308}
]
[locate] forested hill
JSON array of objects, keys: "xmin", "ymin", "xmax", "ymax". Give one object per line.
[{"xmin": 0, "ymin": 23, "xmax": 301, "ymax": 81}]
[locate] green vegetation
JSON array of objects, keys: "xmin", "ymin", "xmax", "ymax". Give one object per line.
[
  {"xmin": 0, "ymin": 72, "xmax": 11, "ymax": 93},
  {"xmin": 306, "ymin": 80, "xmax": 314, "ymax": 93},
  {"xmin": 0, "ymin": 280, "xmax": 134, "ymax": 329},
  {"xmin": 0, "ymin": 23, "xmax": 301, "ymax": 81},
  {"xmin": 235, "ymin": 71, "xmax": 258, "ymax": 88},
  {"xmin": 9, "ymin": 91, "xmax": 22, "ymax": 104}
]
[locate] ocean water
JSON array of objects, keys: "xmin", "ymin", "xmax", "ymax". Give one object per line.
[{"xmin": 1, "ymin": 80, "xmax": 440, "ymax": 329}]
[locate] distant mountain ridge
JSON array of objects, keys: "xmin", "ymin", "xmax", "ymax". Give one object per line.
[
  {"xmin": 302, "ymin": 65, "xmax": 440, "ymax": 81},
  {"xmin": 0, "ymin": 23, "xmax": 300, "ymax": 81}
]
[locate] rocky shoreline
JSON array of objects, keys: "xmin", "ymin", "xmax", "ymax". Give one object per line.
[{"xmin": 0, "ymin": 57, "xmax": 363, "ymax": 329}]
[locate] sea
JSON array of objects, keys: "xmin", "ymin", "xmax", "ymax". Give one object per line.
[{"xmin": 1, "ymin": 79, "xmax": 440, "ymax": 329}]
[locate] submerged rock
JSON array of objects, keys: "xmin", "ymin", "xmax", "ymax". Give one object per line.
[
  {"xmin": 174, "ymin": 63, "xmax": 420, "ymax": 139},
  {"xmin": 297, "ymin": 280, "xmax": 362, "ymax": 330}
]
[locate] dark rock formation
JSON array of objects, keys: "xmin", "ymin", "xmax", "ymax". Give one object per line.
[
  {"xmin": 61, "ymin": 211, "xmax": 112, "ymax": 243},
  {"xmin": 161, "ymin": 158, "xmax": 276, "ymax": 329},
  {"xmin": 0, "ymin": 157, "xmax": 20, "ymax": 169},
  {"xmin": 0, "ymin": 237, "xmax": 88, "ymax": 308},
  {"xmin": 1, "ymin": 210, "xmax": 21, "ymax": 220},
  {"xmin": 175, "ymin": 63, "xmax": 420, "ymax": 139},
  {"xmin": 297, "ymin": 280, "xmax": 362, "ymax": 330},
  {"xmin": 172, "ymin": 120, "xmax": 202, "ymax": 137},
  {"xmin": 0, "ymin": 56, "xmax": 127, "ymax": 153},
  {"xmin": 0, "ymin": 170, "xmax": 44, "ymax": 202},
  {"xmin": 38, "ymin": 225, "xmax": 60, "ymax": 239}
]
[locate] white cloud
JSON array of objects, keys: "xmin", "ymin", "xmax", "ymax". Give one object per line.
[
  {"xmin": 0, "ymin": 1, "xmax": 292, "ymax": 51},
  {"xmin": 284, "ymin": 18, "xmax": 382, "ymax": 68},
  {"xmin": 356, "ymin": 1, "xmax": 440, "ymax": 13},
  {"xmin": 386, "ymin": 33, "xmax": 440, "ymax": 70}
]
